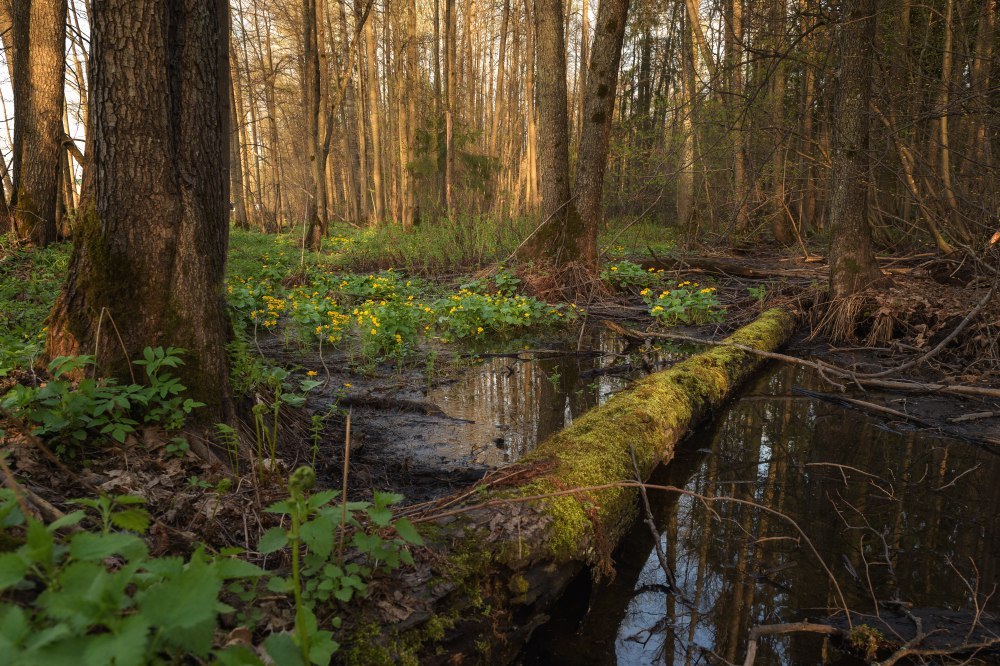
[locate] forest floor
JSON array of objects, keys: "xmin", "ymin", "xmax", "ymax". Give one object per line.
[{"xmin": 2, "ymin": 223, "xmax": 998, "ymax": 663}]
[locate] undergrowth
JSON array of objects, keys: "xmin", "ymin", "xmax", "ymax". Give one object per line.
[{"xmin": 0, "ymin": 465, "xmax": 422, "ymax": 665}]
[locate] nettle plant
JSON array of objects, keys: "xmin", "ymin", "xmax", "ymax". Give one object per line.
[
  {"xmin": 0, "ymin": 488, "xmax": 266, "ymax": 665},
  {"xmin": 641, "ymin": 281, "xmax": 724, "ymax": 325},
  {"xmin": 0, "ymin": 347, "xmax": 204, "ymax": 456},
  {"xmin": 0, "ymin": 465, "xmax": 425, "ymax": 666}
]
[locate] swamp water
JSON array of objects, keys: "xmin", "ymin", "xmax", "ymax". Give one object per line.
[
  {"xmin": 342, "ymin": 329, "xmax": 689, "ymax": 481},
  {"xmin": 519, "ymin": 363, "xmax": 1000, "ymax": 665}
]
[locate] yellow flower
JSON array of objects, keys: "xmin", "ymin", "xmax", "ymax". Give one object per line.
[
  {"xmin": 477, "ymin": 326, "xmax": 484, "ymax": 334},
  {"xmin": 306, "ymin": 370, "xmax": 318, "ymax": 376},
  {"xmin": 610, "ymin": 266, "xmax": 618, "ymax": 271},
  {"xmin": 640, "ymin": 288, "xmax": 650, "ymax": 296},
  {"xmin": 370, "ymin": 329, "xmax": 377, "ymax": 336},
  {"xmin": 344, "ymin": 383, "xmax": 352, "ymax": 388}
]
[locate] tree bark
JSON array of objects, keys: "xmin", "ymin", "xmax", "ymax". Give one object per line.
[
  {"xmin": 303, "ymin": 0, "xmax": 323, "ymax": 248},
  {"xmin": 229, "ymin": 60, "xmax": 250, "ymax": 230},
  {"xmin": 520, "ymin": 0, "xmax": 581, "ymax": 268},
  {"xmin": 363, "ymin": 2, "xmax": 385, "ymax": 224},
  {"xmin": 445, "ymin": 0, "xmax": 457, "ymax": 216},
  {"xmin": 48, "ymin": 0, "xmax": 234, "ymax": 424},
  {"xmin": 828, "ymin": 0, "xmax": 883, "ymax": 299},
  {"xmin": 12, "ymin": 0, "xmax": 67, "ymax": 246},
  {"xmin": 572, "ymin": 0, "xmax": 630, "ymax": 269}
]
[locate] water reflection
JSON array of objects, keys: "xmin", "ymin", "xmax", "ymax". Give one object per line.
[
  {"xmin": 523, "ymin": 363, "xmax": 1000, "ymax": 665},
  {"xmin": 422, "ymin": 329, "xmax": 689, "ymax": 467}
]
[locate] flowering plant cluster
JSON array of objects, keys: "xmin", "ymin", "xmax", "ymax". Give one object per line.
[
  {"xmin": 641, "ymin": 281, "xmax": 723, "ymax": 325},
  {"xmin": 225, "ymin": 241, "xmax": 573, "ymax": 360},
  {"xmin": 600, "ymin": 260, "xmax": 665, "ymax": 291}
]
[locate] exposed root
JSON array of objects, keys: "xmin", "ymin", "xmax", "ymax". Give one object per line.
[{"xmin": 519, "ymin": 260, "xmax": 610, "ymax": 303}]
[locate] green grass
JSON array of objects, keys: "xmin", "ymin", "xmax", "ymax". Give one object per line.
[{"xmin": 0, "ymin": 236, "xmax": 69, "ymax": 370}]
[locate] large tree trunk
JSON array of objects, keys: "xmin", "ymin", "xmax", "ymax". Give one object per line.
[
  {"xmin": 48, "ymin": 0, "xmax": 233, "ymax": 424},
  {"xmin": 12, "ymin": 0, "xmax": 67, "ymax": 247},
  {"xmin": 572, "ymin": 0, "xmax": 630, "ymax": 269},
  {"xmin": 827, "ymin": 0, "xmax": 882, "ymax": 299}
]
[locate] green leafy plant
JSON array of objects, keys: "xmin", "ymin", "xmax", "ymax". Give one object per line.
[
  {"xmin": 600, "ymin": 260, "xmax": 664, "ymax": 291},
  {"xmin": 434, "ymin": 289, "xmax": 572, "ymax": 341},
  {"xmin": 0, "ymin": 348, "xmax": 203, "ymax": 456},
  {"xmin": 0, "ymin": 488, "xmax": 265, "ymax": 665},
  {"xmin": 642, "ymin": 281, "xmax": 724, "ymax": 325},
  {"xmin": 258, "ymin": 467, "xmax": 423, "ymax": 665}
]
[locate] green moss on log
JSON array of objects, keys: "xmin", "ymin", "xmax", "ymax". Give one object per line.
[{"xmin": 508, "ymin": 308, "xmax": 797, "ymax": 562}]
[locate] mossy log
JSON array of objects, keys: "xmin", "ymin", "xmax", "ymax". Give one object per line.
[{"xmin": 341, "ymin": 308, "xmax": 798, "ymax": 665}]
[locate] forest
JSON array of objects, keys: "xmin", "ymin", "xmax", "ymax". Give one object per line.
[{"xmin": 0, "ymin": 0, "xmax": 998, "ymax": 663}]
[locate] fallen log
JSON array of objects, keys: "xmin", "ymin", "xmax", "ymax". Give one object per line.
[{"xmin": 338, "ymin": 308, "xmax": 798, "ymax": 664}]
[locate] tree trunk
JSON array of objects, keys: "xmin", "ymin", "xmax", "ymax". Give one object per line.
[
  {"xmin": 48, "ymin": 0, "xmax": 234, "ymax": 424},
  {"xmin": 572, "ymin": 0, "xmax": 630, "ymax": 269},
  {"xmin": 229, "ymin": 62, "xmax": 250, "ymax": 230},
  {"xmin": 12, "ymin": 0, "xmax": 67, "ymax": 246},
  {"xmin": 445, "ymin": 0, "xmax": 457, "ymax": 216},
  {"xmin": 402, "ymin": 0, "xmax": 418, "ymax": 230},
  {"xmin": 363, "ymin": 2, "xmax": 385, "ymax": 224},
  {"xmin": 520, "ymin": 0, "xmax": 581, "ymax": 269},
  {"xmin": 303, "ymin": 0, "xmax": 323, "ymax": 248},
  {"xmin": 828, "ymin": 0, "xmax": 882, "ymax": 299}
]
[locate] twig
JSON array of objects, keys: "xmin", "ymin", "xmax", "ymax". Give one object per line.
[
  {"xmin": 337, "ymin": 409, "xmax": 352, "ymax": 564},
  {"xmin": 628, "ymin": 446, "xmax": 675, "ymax": 589},
  {"xmin": 604, "ymin": 320, "xmax": 1000, "ymax": 400},
  {"xmin": 742, "ymin": 623, "xmax": 843, "ymax": 666}
]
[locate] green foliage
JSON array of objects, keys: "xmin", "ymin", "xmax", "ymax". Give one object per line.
[
  {"xmin": 0, "ymin": 240, "xmax": 69, "ymax": 373},
  {"xmin": 0, "ymin": 348, "xmax": 204, "ymax": 456},
  {"xmin": 600, "ymin": 260, "xmax": 665, "ymax": 291},
  {"xmin": 0, "ymin": 488, "xmax": 266, "ymax": 666},
  {"xmin": 642, "ymin": 281, "xmax": 724, "ymax": 325},
  {"xmin": 434, "ymin": 288, "xmax": 573, "ymax": 342},
  {"xmin": 260, "ymin": 467, "xmax": 423, "ymax": 665},
  {"xmin": 250, "ymin": 368, "xmax": 322, "ymax": 483},
  {"xmin": 747, "ymin": 284, "xmax": 768, "ymax": 307},
  {"xmin": 0, "ymin": 463, "xmax": 424, "ymax": 666}
]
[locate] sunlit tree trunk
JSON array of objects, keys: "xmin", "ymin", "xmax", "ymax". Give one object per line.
[
  {"xmin": 573, "ymin": 0, "xmax": 630, "ymax": 268},
  {"xmin": 363, "ymin": 2, "xmax": 385, "ymax": 224},
  {"xmin": 12, "ymin": 0, "xmax": 67, "ymax": 246},
  {"xmin": 445, "ymin": 0, "xmax": 457, "ymax": 216}
]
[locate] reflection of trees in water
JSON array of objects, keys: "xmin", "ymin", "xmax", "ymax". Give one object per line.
[
  {"xmin": 611, "ymin": 364, "xmax": 1000, "ymax": 665},
  {"xmin": 430, "ymin": 329, "xmax": 673, "ymax": 465}
]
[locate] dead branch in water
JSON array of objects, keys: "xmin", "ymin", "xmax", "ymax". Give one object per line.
[{"xmin": 604, "ymin": 320, "xmax": 1000, "ymax": 401}]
